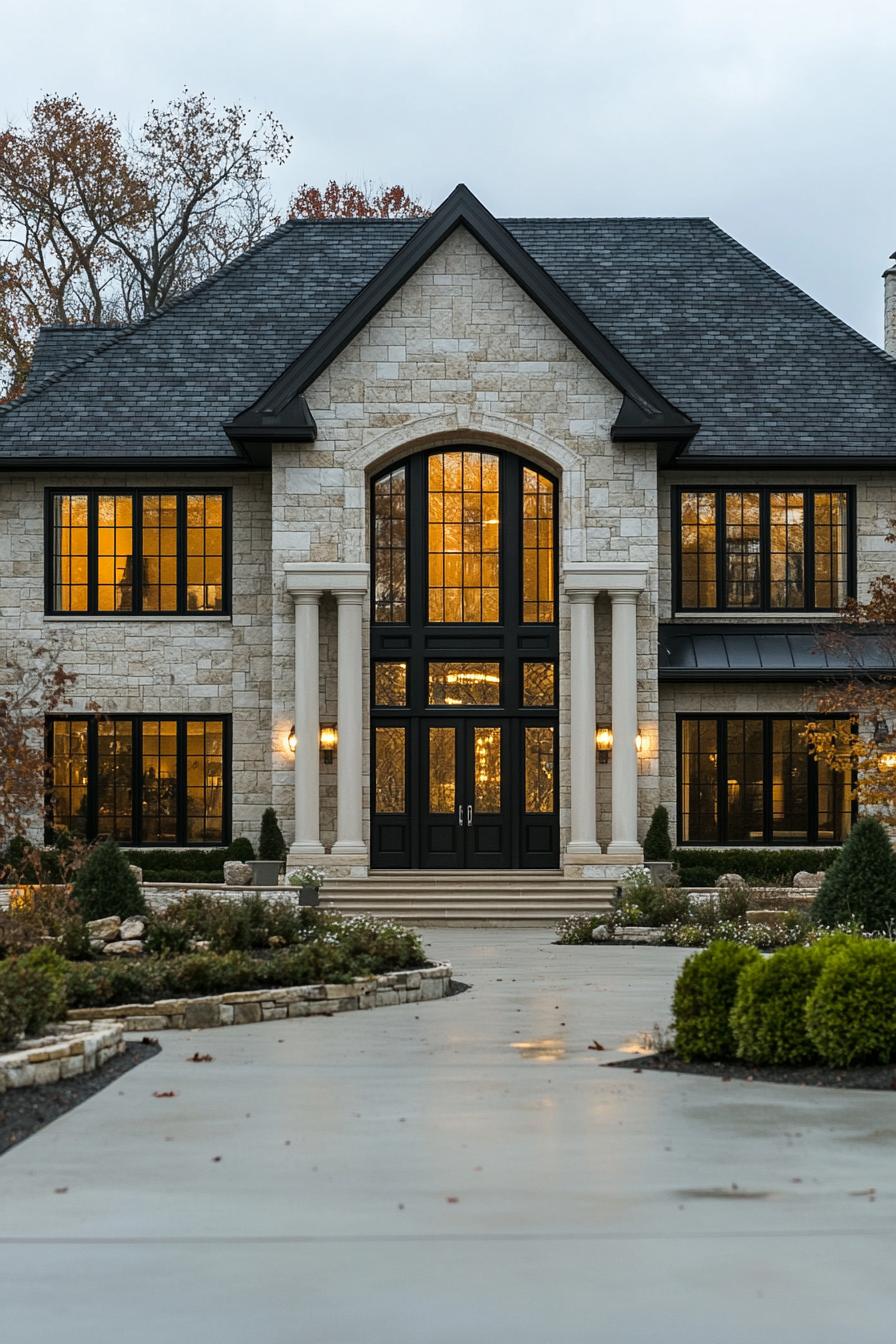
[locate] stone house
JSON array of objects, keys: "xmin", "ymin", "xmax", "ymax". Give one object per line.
[{"xmin": 2, "ymin": 185, "xmax": 895, "ymax": 903}]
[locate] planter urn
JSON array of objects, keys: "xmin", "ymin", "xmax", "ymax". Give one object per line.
[
  {"xmin": 249, "ymin": 859, "xmax": 282, "ymax": 887},
  {"xmin": 298, "ymin": 883, "xmax": 320, "ymax": 907}
]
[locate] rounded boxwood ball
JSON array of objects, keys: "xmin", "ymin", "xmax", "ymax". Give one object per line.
[
  {"xmin": 805, "ymin": 938, "xmax": 896, "ymax": 1067},
  {"xmin": 672, "ymin": 940, "xmax": 762, "ymax": 1062},
  {"xmin": 730, "ymin": 944, "xmax": 825, "ymax": 1066}
]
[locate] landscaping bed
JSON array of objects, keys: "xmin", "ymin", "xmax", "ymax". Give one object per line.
[
  {"xmin": 0, "ymin": 1038, "xmax": 160, "ymax": 1157},
  {"xmin": 610, "ymin": 1052, "xmax": 896, "ymax": 1091}
]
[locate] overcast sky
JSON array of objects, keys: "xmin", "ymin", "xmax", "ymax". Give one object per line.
[{"xmin": 3, "ymin": 0, "xmax": 895, "ymax": 342}]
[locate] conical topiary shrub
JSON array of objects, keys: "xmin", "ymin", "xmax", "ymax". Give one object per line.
[
  {"xmin": 258, "ymin": 808, "xmax": 286, "ymax": 862},
  {"xmin": 72, "ymin": 839, "xmax": 147, "ymax": 922},
  {"xmin": 812, "ymin": 817, "xmax": 896, "ymax": 932},
  {"xmin": 643, "ymin": 805, "xmax": 673, "ymax": 862}
]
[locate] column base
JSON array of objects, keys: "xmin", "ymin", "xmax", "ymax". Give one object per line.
[
  {"xmin": 288, "ymin": 843, "xmax": 326, "ymax": 860},
  {"xmin": 330, "ymin": 840, "xmax": 369, "ymax": 857},
  {"xmin": 565, "ymin": 841, "xmax": 603, "ymax": 858},
  {"xmin": 606, "ymin": 842, "xmax": 644, "ymax": 861}
]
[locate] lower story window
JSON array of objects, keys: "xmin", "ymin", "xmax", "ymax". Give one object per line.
[
  {"xmin": 47, "ymin": 715, "xmax": 229, "ymax": 846},
  {"xmin": 678, "ymin": 714, "xmax": 853, "ymax": 846}
]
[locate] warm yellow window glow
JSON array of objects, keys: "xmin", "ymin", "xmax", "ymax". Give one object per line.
[
  {"xmin": 141, "ymin": 494, "xmax": 179, "ymax": 612},
  {"xmin": 96, "ymin": 495, "xmax": 134, "ymax": 612},
  {"xmin": 375, "ymin": 727, "xmax": 406, "ymax": 813},
  {"xmin": 428, "ymin": 726, "xmax": 456, "ymax": 813},
  {"xmin": 427, "ymin": 451, "xmax": 500, "ymax": 623},
  {"xmin": 522, "ymin": 662, "xmax": 555, "ymax": 707},
  {"xmin": 522, "ymin": 467, "xmax": 555, "ymax": 623},
  {"xmin": 185, "ymin": 718, "xmax": 224, "ymax": 843},
  {"xmin": 428, "ymin": 661, "xmax": 501, "ymax": 706},
  {"xmin": 473, "ymin": 726, "xmax": 502, "ymax": 813},
  {"xmin": 374, "ymin": 662, "xmax": 407, "ymax": 706},
  {"xmin": 141, "ymin": 719, "xmax": 179, "ymax": 843},
  {"xmin": 525, "ymin": 726, "xmax": 554, "ymax": 813},
  {"xmin": 186, "ymin": 493, "xmax": 224, "ymax": 613},
  {"xmin": 53, "ymin": 494, "xmax": 89, "ymax": 612}
]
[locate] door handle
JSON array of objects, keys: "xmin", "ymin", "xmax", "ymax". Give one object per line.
[
  {"xmin": 457, "ymin": 804, "xmax": 464, "ymax": 827},
  {"xmin": 467, "ymin": 804, "xmax": 473, "ymax": 826}
]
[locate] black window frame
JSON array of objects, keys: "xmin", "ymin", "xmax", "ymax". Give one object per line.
[
  {"xmin": 675, "ymin": 712, "xmax": 856, "ymax": 847},
  {"xmin": 673, "ymin": 485, "xmax": 856, "ymax": 613},
  {"xmin": 45, "ymin": 713, "xmax": 232, "ymax": 847},
  {"xmin": 44, "ymin": 487, "xmax": 232, "ymax": 617}
]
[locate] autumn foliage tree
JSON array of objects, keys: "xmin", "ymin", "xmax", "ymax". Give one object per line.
[
  {"xmin": 0, "ymin": 642, "xmax": 76, "ymax": 851},
  {"xmin": 288, "ymin": 180, "xmax": 429, "ymax": 221},
  {"xmin": 806, "ymin": 532, "xmax": 896, "ymax": 823},
  {"xmin": 0, "ymin": 92, "xmax": 291, "ymax": 398}
]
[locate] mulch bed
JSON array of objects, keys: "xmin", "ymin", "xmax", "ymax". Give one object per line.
[
  {"xmin": 0, "ymin": 1038, "xmax": 161, "ymax": 1157},
  {"xmin": 609, "ymin": 1052, "xmax": 896, "ymax": 1091}
]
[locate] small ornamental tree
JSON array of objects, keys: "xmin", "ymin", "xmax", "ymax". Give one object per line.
[
  {"xmin": 811, "ymin": 817, "xmax": 896, "ymax": 932},
  {"xmin": 258, "ymin": 807, "xmax": 286, "ymax": 862},
  {"xmin": 643, "ymin": 805, "xmax": 673, "ymax": 862},
  {"xmin": 72, "ymin": 839, "xmax": 147, "ymax": 922}
]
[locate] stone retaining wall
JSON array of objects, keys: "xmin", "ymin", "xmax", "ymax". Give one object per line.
[
  {"xmin": 66, "ymin": 963, "xmax": 452, "ymax": 1032},
  {"xmin": 0, "ymin": 1020, "xmax": 124, "ymax": 1091}
]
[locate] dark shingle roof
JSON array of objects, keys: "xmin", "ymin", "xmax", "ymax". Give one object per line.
[{"xmin": 2, "ymin": 208, "xmax": 895, "ymax": 463}]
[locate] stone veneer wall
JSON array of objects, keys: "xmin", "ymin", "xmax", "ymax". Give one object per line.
[
  {"xmin": 0, "ymin": 1020, "xmax": 124, "ymax": 1091},
  {"xmin": 269, "ymin": 225, "xmax": 662, "ymax": 860},
  {"xmin": 0, "ymin": 470, "xmax": 272, "ymax": 844}
]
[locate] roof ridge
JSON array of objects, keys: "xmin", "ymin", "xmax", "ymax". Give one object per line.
[
  {"xmin": 0, "ymin": 215, "xmax": 331, "ymax": 416},
  {"xmin": 703, "ymin": 218, "xmax": 896, "ymax": 369}
]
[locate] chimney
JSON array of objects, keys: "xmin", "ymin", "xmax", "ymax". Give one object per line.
[{"xmin": 885, "ymin": 253, "xmax": 896, "ymax": 356}]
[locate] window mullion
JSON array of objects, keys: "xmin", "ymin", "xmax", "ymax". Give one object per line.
[
  {"xmin": 805, "ymin": 489, "xmax": 816, "ymax": 612},
  {"xmin": 133, "ymin": 491, "xmax": 144, "ymax": 614},
  {"xmin": 176, "ymin": 492, "xmax": 186, "ymax": 616},
  {"xmin": 177, "ymin": 718, "xmax": 187, "ymax": 845},
  {"xmin": 762, "ymin": 717, "xmax": 773, "ymax": 843},
  {"xmin": 759, "ymin": 489, "xmax": 770, "ymax": 610},
  {"xmin": 718, "ymin": 716, "xmax": 728, "ymax": 844},
  {"xmin": 87, "ymin": 490, "xmax": 98, "ymax": 616},
  {"xmin": 715, "ymin": 490, "xmax": 725, "ymax": 611},
  {"xmin": 87, "ymin": 716, "xmax": 99, "ymax": 841}
]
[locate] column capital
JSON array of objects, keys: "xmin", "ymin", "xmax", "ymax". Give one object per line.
[
  {"xmin": 285, "ymin": 562, "xmax": 369, "ymax": 598},
  {"xmin": 566, "ymin": 589, "xmax": 597, "ymax": 604},
  {"xmin": 333, "ymin": 588, "xmax": 367, "ymax": 605},
  {"xmin": 563, "ymin": 562, "xmax": 648, "ymax": 598},
  {"xmin": 292, "ymin": 589, "xmax": 323, "ymax": 605},
  {"xmin": 608, "ymin": 589, "xmax": 642, "ymax": 605}
]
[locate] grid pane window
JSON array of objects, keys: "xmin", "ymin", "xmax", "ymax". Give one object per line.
[
  {"xmin": 52, "ymin": 494, "xmax": 90, "ymax": 613},
  {"xmin": 141, "ymin": 494, "xmax": 179, "ymax": 612},
  {"xmin": 427, "ymin": 451, "xmax": 500, "ymax": 623},
  {"xmin": 522, "ymin": 467, "xmax": 555, "ymax": 623},
  {"xmin": 679, "ymin": 718, "xmax": 718, "ymax": 844},
  {"xmin": 185, "ymin": 493, "xmax": 224, "ymax": 613},
  {"xmin": 186, "ymin": 719, "xmax": 225, "ymax": 843},
  {"xmin": 679, "ymin": 491, "xmax": 717, "ymax": 609},
  {"xmin": 522, "ymin": 662, "xmax": 555, "ymax": 707},
  {"xmin": 96, "ymin": 719, "xmax": 134, "ymax": 841},
  {"xmin": 724, "ymin": 492, "xmax": 761, "ymax": 608},
  {"xmin": 49, "ymin": 719, "xmax": 90, "ymax": 835},
  {"xmin": 524, "ymin": 727, "xmax": 554, "ymax": 813},
  {"xmin": 770, "ymin": 492, "xmax": 806, "ymax": 608},
  {"xmin": 373, "ymin": 468, "xmax": 407, "ymax": 623},
  {"xmin": 373, "ymin": 662, "xmax": 407, "ymax": 707},
  {"xmin": 813, "ymin": 492, "xmax": 849, "ymax": 609},
  {"xmin": 48, "ymin": 490, "xmax": 228, "ymax": 615},
  {"xmin": 47, "ymin": 716, "xmax": 229, "ymax": 845},
  {"xmin": 427, "ymin": 662, "xmax": 501, "ymax": 706},
  {"xmin": 678, "ymin": 488, "xmax": 852, "ymax": 611},
  {"xmin": 678, "ymin": 716, "xmax": 853, "ymax": 845},
  {"xmin": 428, "ymin": 727, "xmax": 456, "ymax": 813},
  {"xmin": 96, "ymin": 495, "xmax": 134, "ymax": 613},
  {"xmin": 375, "ymin": 727, "xmax": 406, "ymax": 813}
]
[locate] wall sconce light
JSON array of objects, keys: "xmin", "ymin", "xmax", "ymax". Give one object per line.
[
  {"xmin": 287, "ymin": 725, "xmax": 296, "ymax": 753},
  {"xmin": 320, "ymin": 724, "xmax": 338, "ymax": 763},
  {"xmin": 881, "ymin": 752, "xmax": 896, "ymax": 771},
  {"xmin": 595, "ymin": 726, "xmax": 613, "ymax": 764},
  {"xmin": 635, "ymin": 730, "xmax": 646, "ymax": 754},
  {"xmin": 874, "ymin": 718, "xmax": 892, "ymax": 746}
]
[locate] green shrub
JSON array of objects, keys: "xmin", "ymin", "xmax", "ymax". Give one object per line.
[
  {"xmin": 812, "ymin": 818, "xmax": 896, "ymax": 933},
  {"xmin": 0, "ymin": 990, "xmax": 25, "ymax": 1050},
  {"xmin": 144, "ymin": 917, "xmax": 192, "ymax": 957},
  {"xmin": 73, "ymin": 841, "xmax": 147, "ymax": 921},
  {"xmin": 805, "ymin": 938, "xmax": 896, "ymax": 1066},
  {"xmin": 225, "ymin": 836, "xmax": 255, "ymax": 863},
  {"xmin": 674, "ymin": 848, "xmax": 839, "ymax": 887},
  {"xmin": 125, "ymin": 848, "xmax": 226, "ymax": 883},
  {"xmin": 730, "ymin": 945, "xmax": 826, "ymax": 1065},
  {"xmin": 661, "ymin": 922, "xmax": 710, "ymax": 948},
  {"xmin": 258, "ymin": 808, "xmax": 286, "ymax": 862},
  {"xmin": 672, "ymin": 940, "xmax": 762, "ymax": 1061},
  {"xmin": 0, "ymin": 947, "xmax": 69, "ymax": 1040},
  {"xmin": 643, "ymin": 806, "xmax": 673, "ymax": 862}
]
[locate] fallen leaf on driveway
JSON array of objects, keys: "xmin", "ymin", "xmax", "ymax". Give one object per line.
[
  {"xmin": 446, "ymin": 1196, "xmax": 459, "ymax": 1204},
  {"xmin": 152, "ymin": 1090, "xmax": 177, "ymax": 1098},
  {"xmin": 588, "ymin": 1041, "xmax": 605, "ymax": 1051},
  {"xmin": 53, "ymin": 1187, "xmax": 68, "ymax": 1194},
  {"xmin": 188, "ymin": 1053, "xmax": 214, "ymax": 1062}
]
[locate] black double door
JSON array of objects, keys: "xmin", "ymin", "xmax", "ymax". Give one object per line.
[{"xmin": 371, "ymin": 710, "xmax": 559, "ymax": 869}]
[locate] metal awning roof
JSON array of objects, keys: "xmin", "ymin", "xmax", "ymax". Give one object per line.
[{"xmin": 659, "ymin": 623, "xmax": 896, "ymax": 680}]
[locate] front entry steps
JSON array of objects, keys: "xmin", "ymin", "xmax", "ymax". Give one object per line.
[{"xmin": 321, "ymin": 870, "xmax": 615, "ymax": 925}]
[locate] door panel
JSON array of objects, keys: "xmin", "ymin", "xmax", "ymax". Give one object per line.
[
  {"xmin": 370, "ymin": 724, "xmax": 410, "ymax": 868},
  {"xmin": 421, "ymin": 721, "xmax": 464, "ymax": 867},
  {"xmin": 466, "ymin": 723, "xmax": 510, "ymax": 866},
  {"xmin": 519, "ymin": 722, "xmax": 559, "ymax": 867}
]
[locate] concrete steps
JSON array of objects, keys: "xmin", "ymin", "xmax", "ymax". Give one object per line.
[{"xmin": 322, "ymin": 870, "xmax": 614, "ymax": 924}]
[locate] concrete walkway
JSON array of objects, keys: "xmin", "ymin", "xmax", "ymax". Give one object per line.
[{"xmin": 1, "ymin": 930, "xmax": 894, "ymax": 1342}]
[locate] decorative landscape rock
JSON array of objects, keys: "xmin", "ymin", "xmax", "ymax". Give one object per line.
[
  {"xmin": 793, "ymin": 870, "xmax": 824, "ymax": 889},
  {"xmin": 224, "ymin": 861, "xmax": 253, "ymax": 887},
  {"xmin": 103, "ymin": 939, "xmax": 144, "ymax": 957},
  {"xmin": 591, "ymin": 924, "xmax": 611, "ymax": 942},
  {"xmin": 715, "ymin": 873, "xmax": 745, "ymax": 889},
  {"xmin": 129, "ymin": 865, "xmax": 143, "ymax": 883},
  {"xmin": 118, "ymin": 917, "xmax": 146, "ymax": 940},
  {"xmin": 86, "ymin": 916, "xmax": 121, "ymax": 942}
]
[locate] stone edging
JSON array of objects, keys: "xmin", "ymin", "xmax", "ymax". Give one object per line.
[
  {"xmin": 66, "ymin": 963, "xmax": 453, "ymax": 1031},
  {"xmin": 0, "ymin": 1021, "xmax": 124, "ymax": 1092}
]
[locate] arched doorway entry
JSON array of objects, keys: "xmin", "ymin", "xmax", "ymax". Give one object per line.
[{"xmin": 369, "ymin": 446, "xmax": 559, "ymax": 869}]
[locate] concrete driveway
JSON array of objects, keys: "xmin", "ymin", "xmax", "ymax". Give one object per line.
[{"xmin": 1, "ymin": 929, "xmax": 894, "ymax": 1343}]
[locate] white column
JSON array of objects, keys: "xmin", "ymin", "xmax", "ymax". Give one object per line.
[
  {"xmin": 608, "ymin": 590, "xmax": 641, "ymax": 856},
  {"xmin": 292, "ymin": 590, "xmax": 324, "ymax": 855},
  {"xmin": 567, "ymin": 590, "xmax": 600, "ymax": 855},
  {"xmin": 332, "ymin": 590, "xmax": 366, "ymax": 856}
]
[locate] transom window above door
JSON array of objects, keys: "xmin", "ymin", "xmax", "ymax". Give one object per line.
[
  {"xmin": 371, "ymin": 449, "xmax": 556, "ymax": 627},
  {"xmin": 45, "ymin": 488, "xmax": 230, "ymax": 616},
  {"xmin": 675, "ymin": 487, "xmax": 854, "ymax": 612}
]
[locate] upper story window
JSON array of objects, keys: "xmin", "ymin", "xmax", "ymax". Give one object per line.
[
  {"xmin": 676, "ymin": 487, "xmax": 853, "ymax": 612},
  {"xmin": 46, "ymin": 489, "xmax": 229, "ymax": 616},
  {"xmin": 372, "ymin": 450, "xmax": 556, "ymax": 627}
]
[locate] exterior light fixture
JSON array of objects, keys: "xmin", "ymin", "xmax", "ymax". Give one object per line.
[
  {"xmin": 635, "ymin": 730, "xmax": 646, "ymax": 754},
  {"xmin": 881, "ymin": 752, "xmax": 896, "ymax": 771},
  {"xmin": 287, "ymin": 725, "xmax": 296, "ymax": 753},
  {"xmin": 595, "ymin": 726, "xmax": 613, "ymax": 763},
  {"xmin": 319, "ymin": 724, "xmax": 338, "ymax": 763},
  {"xmin": 873, "ymin": 718, "xmax": 891, "ymax": 746}
]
